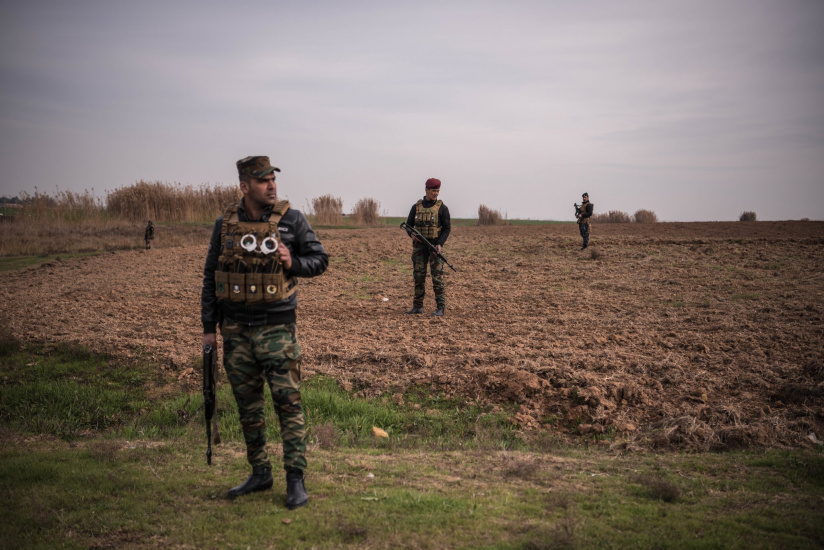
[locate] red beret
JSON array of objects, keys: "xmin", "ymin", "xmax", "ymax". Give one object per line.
[{"xmin": 425, "ymin": 178, "xmax": 441, "ymax": 189}]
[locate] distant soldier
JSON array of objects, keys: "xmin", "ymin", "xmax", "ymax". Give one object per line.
[
  {"xmin": 576, "ymin": 192, "xmax": 593, "ymax": 250},
  {"xmin": 201, "ymin": 155, "xmax": 328, "ymax": 509},
  {"xmin": 144, "ymin": 221, "xmax": 154, "ymax": 249},
  {"xmin": 404, "ymin": 178, "xmax": 451, "ymax": 316}
]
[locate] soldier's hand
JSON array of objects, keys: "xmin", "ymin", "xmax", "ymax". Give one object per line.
[
  {"xmin": 435, "ymin": 244, "xmax": 442, "ymax": 254},
  {"xmin": 203, "ymin": 333, "xmax": 217, "ymax": 348},
  {"xmin": 412, "ymin": 235, "xmax": 421, "ymax": 243},
  {"xmin": 277, "ymin": 242, "xmax": 292, "ymax": 270}
]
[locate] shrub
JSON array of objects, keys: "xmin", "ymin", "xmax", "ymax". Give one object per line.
[
  {"xmin": 309, "ymin": 195, "xmax": 343, "ymax": 225},
  {"xmin": 633, "ymin": 209, "xmax": 658, "ymax": 223},
  {"xmin": 350, "ymin": 198, "xmax": 381, "ymax": 225},
  {"xmin": 591, "ymin": 210, "xmax": 631, "ymax": 223},
  {"xmin": 739, "ymin": 211, "xmax": 757, "ymax": 222},
  {"xmin": 478, "ymin": 205, "xmax": 502, "ymax": 226}
]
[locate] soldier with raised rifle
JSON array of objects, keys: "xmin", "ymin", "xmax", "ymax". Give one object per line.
[{"xmin": 201, "ymin": 156, "xmax": 328, "ymax": 508}]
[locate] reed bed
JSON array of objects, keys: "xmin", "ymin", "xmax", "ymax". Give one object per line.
[
  {"xmin": 350, "ymin": 198, "xmax": 381, "ymax": 225},
  {"xmin": 309, "ymin": 195, "xmax": 344, "ymax": 226},
  {"xmin": 591, "ymin": 210, "xmax": 632, "ymax": 223},
  {"xmin": 106, "ymin": 181, "xmax": 239, "ymax": 223},
  {"xmin": 0, "ymin": 182, "xmax": 238, "ymax": 257},
  {"xmin": 633, "ymin": 209, "xmax": 659, "ymax": 223},
  {"xmin": 478, "ymin": 204, "xmax": 503, "ymax": 226}
]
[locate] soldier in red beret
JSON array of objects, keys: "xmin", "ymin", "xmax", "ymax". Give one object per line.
[{"xmin": 403, "ymin": 178, "xmax": 451, "ymax": 316}]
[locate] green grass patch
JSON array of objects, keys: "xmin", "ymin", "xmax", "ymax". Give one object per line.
[
  {"xmin": 3, "ymin": 342, "xmax": 824, "ymax": 548},
  {"xmin": 731, "ymin": 292, "xmax": 760, "ymax": 301}
]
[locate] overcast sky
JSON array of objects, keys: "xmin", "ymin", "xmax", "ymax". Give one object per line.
[{"xmin": 1, "ymin": 0, "xmax": 822, "ymax": 221}]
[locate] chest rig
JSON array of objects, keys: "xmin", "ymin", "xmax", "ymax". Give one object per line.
[
  {"xmin": 414, "ymin": 199, "xmax": 442, "ymax": 240},
  {"xmin": 578, "ymin": 201, "xmax": 593, "ymax": 225},
  {"xmin": 214, "ymin": 200, "xmax": 297, "ymax": 303}
]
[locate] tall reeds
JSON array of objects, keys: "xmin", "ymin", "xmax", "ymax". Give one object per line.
[
  {"xmin": 633, "ymin": 209, "xmax": 658, "ymax": 223},
  {"xmin": 106, "ymin": 181, "xmax": 239, "ymax": 223},
  {"xmin": 478, "ymin": 204, "xmax": 503, "ymax": 226},
  {"xmin": 309, "ymin": 195, "xmax": 344, "ymax": 225},
  {"xmin": 591, "ymin": 210, "xmax": 632, "ymax": 223},
  {"xmin": 350, "ymin": 198, "xmax": 381, "ymax": 225},
  {"xmin": 0, "ymin": 182, "xmax": 240, "ymax": 257}
]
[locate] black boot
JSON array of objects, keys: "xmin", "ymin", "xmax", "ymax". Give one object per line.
[
  {"xmin": 285, "ymin": 470, "xmax": 309, "ymax": 509},
  {"xmin": 405, "ymin": 306, "xmax": 422, "ymax": 314},
  {"xmin": 227, "ymin": 465, "xmax": 273, "ymax": 499},
  {"xmin": 432, "ymin": 306, "xmax": 444, "ymax": 317}
]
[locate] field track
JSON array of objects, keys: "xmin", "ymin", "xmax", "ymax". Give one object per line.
[{"xmin": 3, "ymin": 221, "xmax": 823, "ymax": 450}]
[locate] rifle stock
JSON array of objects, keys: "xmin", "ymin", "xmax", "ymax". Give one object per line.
[{"xmin": 400, "ymin": 222, "xmax": 456, "ymax": 272}]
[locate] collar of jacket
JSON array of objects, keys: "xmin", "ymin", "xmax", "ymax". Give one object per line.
[
  {"xmin": 238, "ymin": 197, "xmax": 275, "ymax": 222},
  {"xmin": 420, "ymin": 197, "xmax": 439, "ymax": 208}
]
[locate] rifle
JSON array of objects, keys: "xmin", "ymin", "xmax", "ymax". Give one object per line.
[
  {"xmin": 400, "ymin": 222, "xmax": 456, "ymax": 272},
  {"xmin": 202, "ymin": 344, "xmax": 221, "ymax": 464}
]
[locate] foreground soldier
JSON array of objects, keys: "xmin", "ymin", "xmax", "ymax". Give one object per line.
[
  {"xmin": 576, "ymin": 192, "xmax": 594, "ymax": 250},
  {"xmin": 404, "ymin": 178, "xmax": 451, "ymax": 316},
  {"xmin": 201, "ymin": 156, "xmax": 328, "ymax": 508}
]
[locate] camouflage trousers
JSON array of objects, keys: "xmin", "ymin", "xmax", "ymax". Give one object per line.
[
  {"xmin": 579, "ymin": 222, "xmax": 590, "ymax": 247},
  {"xmin": 221, "ymin": 319, "xmax": 306, "ymax": 472},
  {"xmin": 412, "ymin": 241, "xmax": 445, "ymax": 308}
]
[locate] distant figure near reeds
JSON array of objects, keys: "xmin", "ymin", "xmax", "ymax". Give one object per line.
[
  {"xmin": 144, "ymin": 221, "xmax": 154, "ymax": 249},
  {"xmin": 403, "ymin": 178, "xmax": 451, "ymax": 317},
  {"xmin": 575, "ymin": 192, "xmax": 594, "ymax": 250}
]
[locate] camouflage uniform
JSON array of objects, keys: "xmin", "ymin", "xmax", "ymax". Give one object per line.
[
  {"xmin": 201, "ymin": 156, "xmax": 328, "ymax": 476},
  {"xmin": 412, "ymin": 242, "xmax": 445, "ymax": 308},
  {"xmin": 221, "ymin": 320, "xmax": 306, "ymax": 471}
]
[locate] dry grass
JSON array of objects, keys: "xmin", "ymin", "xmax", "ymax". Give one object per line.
[
  {"xmin": 633, "ymin": 209, "xmax": 658, "ymax": 223},
  {"xmin": 591, "ymin": 210, "xmax": 631, "ymax": 223},
  {"xmin": 309, "ymin": 195, "xmax": 344, "ymax": 225},
  {"xmin": 350, "ymin": 198, "xmax": 381, "ymax": 225},
  {"xmin": 740, "ymin": 211, "xmax": 757, "ymax": 222},
  {"xmin": 478, "ymin": 204, "xmax": 503, "ymax": 226},
  {"xmin": 107, "ymin": 181, "xmax": 238, "ymax": 223},
  {"xmin": 0, "ymin": 182, "xmax": 238, "ymax": 257}
]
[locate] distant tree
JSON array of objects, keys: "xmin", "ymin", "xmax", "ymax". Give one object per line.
[{"xmin": 739, "ymin": 211, "xmax": 757, "ymax": 222}]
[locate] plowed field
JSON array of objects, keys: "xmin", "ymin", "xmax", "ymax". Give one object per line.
[{"xmin": 3, "ymin": 221, "xmax": 823, "ymax": 450}]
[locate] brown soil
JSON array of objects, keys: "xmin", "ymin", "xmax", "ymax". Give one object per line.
[{"xmin": 3, "ymin": 221, "xmax": 823, "ymax": 451}]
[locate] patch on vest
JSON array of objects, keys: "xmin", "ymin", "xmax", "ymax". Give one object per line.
[
  {"xmin": 249, "ymin": 284, "xmax": 258, "ymax": 294},
  {"xmin": 266, "ymin": 284, "xmax": 278, "ymax": 295},
  {"xmin": 278, "ymin": 226, "xmax": 289, "ymax": 233},
  {"xmin": 232, "ymin": 284, "xmax": 241, "ymax": 294}
]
